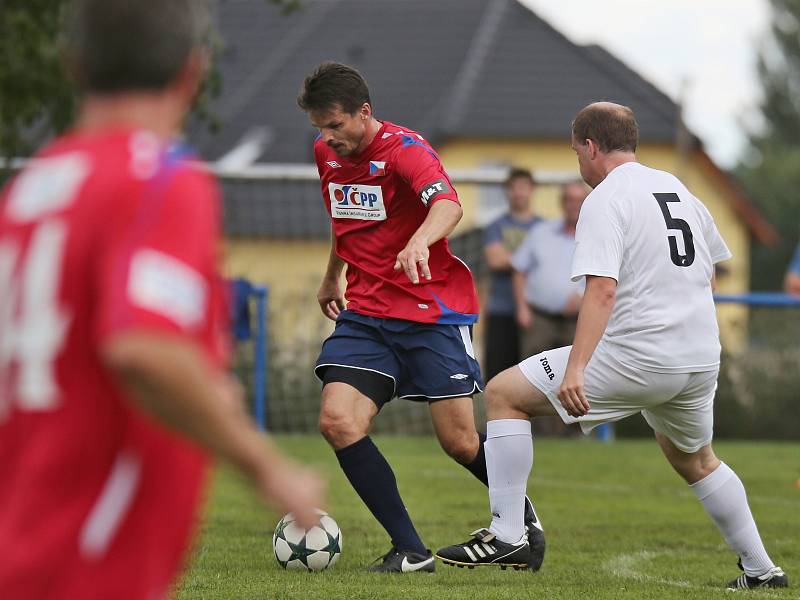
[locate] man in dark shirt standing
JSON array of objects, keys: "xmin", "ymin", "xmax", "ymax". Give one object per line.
[{"xmin": 482, "ymin": 168, "xmax": 540, "ymax": 381}]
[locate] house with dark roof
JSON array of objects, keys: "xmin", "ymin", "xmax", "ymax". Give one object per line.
[{"xmin": 196, "ymin": 0, "xmax": 776, "ymax": 352}]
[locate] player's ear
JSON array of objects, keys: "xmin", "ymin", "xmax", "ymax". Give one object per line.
[
  {"xmin": 586, "ymin": 139, "xmax": 599, "ymax": 159},
  {"xmin": 177, "ymin": 48, "xmax": 209, "ymax": 104},
  {"xmin": 360, "ymin": 103, "xmax": 372, "ymax": 120}
]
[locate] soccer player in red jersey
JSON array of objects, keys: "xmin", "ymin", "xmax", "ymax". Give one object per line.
[
  {"xmin": 0, "ymin": 1, "xmax": 323, "ymax": 598},
  {"xmin": 298, "ymin": 62, "xmax": 544, "ymax": 573}
]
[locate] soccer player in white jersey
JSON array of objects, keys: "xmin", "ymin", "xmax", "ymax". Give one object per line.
[{"xmin": 436, "ymin": 102, "xmax": 789, "ymax": 591}]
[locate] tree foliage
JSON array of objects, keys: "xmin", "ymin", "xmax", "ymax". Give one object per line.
[
  {"xmin": 0, "ymin": 0, "xmax": 75, "ymax": 160},
  {"xmin": 738, "ymin": 0, "xmax": 800, "ymax": 290},
  {"xmin": 0, "ymin": 0, "xmax": 300, "ymax": 162}
]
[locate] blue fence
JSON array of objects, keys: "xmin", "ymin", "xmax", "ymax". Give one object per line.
[
  {"xmin": 599, "ymin": 292, "xmax": 800, "ymax": 442},
  {"xmin": 228, "ymin": 286, "xmax": 799, "ymax": 436},
  {"xmin": 230, "ymin": 279, "xmax": 269, "ymax": 430},
  {"xmin": 714, "ymin": 292, "xmax": 800, "ymax": 307}
]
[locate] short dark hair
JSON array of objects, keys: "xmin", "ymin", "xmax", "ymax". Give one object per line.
[
  {"xmin": 571, "ymin": 103, "xmax": 639, "ymax": 153},
  {"xmin": 62, "ymin": 0, "xmax": 209, "ymax": 93},
  {"xmin": 297, "ymin": 62, "xmax": 371, "ymax": 115},
  {"xmin": 504, "ymin": 167, "xmax": 536, "ymax": 187}
]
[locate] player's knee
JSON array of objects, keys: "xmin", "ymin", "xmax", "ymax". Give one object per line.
[
  {"xmin": 686, "ymin": 449, "xmax": 721, "ymax": 483},
  {"xmin": 483, "ymin": 378, "xmax": 512, "ymax": 412},
  {"xmin": 659, "ymin": 435, "xmax": 720, "ymax": 483},
  {"xmin": 678, "ymin": 461, "xmax": 714, "ymax": 484},
  {"xmin": 439, "ymin": 434, "xmax": 478, "ymax": 464},
  {"xmin": 318, "ymin": 411, "xmax": 363, "ymax": 449}
]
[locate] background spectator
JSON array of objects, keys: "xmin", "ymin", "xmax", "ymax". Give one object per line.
[
  {"xmin": 482, "ymin": 167, "xmax": 540, "ymax": 380},
  {"xmin": 512, "ymin": 180, "xmax": 589, "ymax": 359},
  {"xmin": 783, "ymin": 244, "xmax": 800, "ymax": 296}
]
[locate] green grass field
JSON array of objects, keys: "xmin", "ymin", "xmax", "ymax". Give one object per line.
[{"xmin": 179, "ymin": 437, "xmax": 799, "ymax": 599}]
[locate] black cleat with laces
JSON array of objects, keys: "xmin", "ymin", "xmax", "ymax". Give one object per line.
[
  {"xmin": 367, "ymin": 547, "xmax": 435, "ymax": 573},
  {"xmin": 436, "ymin": 528, "xmax": 529, "ymax": 570},
  {"xmin": 726, "ymin": 559, "xmax": 788, "ymax": 590},
  {"xmin": 524, "ymin": 496, "xmax": 545, "ymax": 571}
]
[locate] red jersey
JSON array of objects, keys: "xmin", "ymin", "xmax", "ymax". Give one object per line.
[
  {"xmin": 0, "ymin": 128, "xmax": 228, "ymax": 599},
  {"xmin": 315, "ymin": 121, "xmax": 479, "ymax": 324}
]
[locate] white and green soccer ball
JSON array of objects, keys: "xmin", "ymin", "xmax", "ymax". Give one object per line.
[{"xmin": 272, "ymin": 510, "xmax": 342, "ymax": 571}]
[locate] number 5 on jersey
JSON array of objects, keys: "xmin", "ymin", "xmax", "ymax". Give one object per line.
[{"xmin": 654, "ymin": 192, "xmax": 695, "ymax": 267}]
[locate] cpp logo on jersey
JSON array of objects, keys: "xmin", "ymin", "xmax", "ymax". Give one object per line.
[
  {"xmin": 328, "ymin": 183, "xmax": 386, "ymax": 221},
  {"xmin": 419, "ymin": 179, "xmax": 451, "ymax": 206}
]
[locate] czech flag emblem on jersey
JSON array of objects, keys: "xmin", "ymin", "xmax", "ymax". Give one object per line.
[{"xmin": 369, "ymin": 161, "xmax": 386, "ymax": 176}]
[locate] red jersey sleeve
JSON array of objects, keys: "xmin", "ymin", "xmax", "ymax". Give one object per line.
[
  {"xmin": 392, "ymin": 140, "xmax": 460, "ymax": 209},
  {"xmin": 95, "ymin": 163, "xmax": 223, "ymax": 343}
]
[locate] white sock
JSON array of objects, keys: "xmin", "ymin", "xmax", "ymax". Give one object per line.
[
  {"xmin": 690, "ymin": 462, "xmax": 775, "ymax": 577},
  {"xmin": 486, "ymin": 418, "xmax": 532, "ymax": 544}
]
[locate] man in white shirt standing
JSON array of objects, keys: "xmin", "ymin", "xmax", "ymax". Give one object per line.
[
  {"xmin": 512, "ymin": 181, "xmax": 588, "ymax": 359},
  {"xmin": 436, "ymin": 102, "xmax": 788, "ymax": 591}
]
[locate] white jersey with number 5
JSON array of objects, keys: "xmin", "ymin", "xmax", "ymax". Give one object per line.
[{"xmin": 571, "ymin": 161, "xmax": 732, "ymax": 373}]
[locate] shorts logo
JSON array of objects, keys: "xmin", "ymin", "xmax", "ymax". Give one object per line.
[
  {"xmin": 328, "ymin": 183, "xmax": 386, "ymax": 221},
  {"xmin": 539, "ymin": 356, "xmax": 555, "ymax": 380},
  {"xmin": 450, "ymin": 373, "xmax": 469, "ymax": 380},
  {"xmin": 420, "ymin": 179, "xmax": 450, "ymax": 206}
]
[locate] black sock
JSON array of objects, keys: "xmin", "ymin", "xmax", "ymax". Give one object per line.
[
  {"xmin": 462, "ymin": 431, "xmax": 488, "ymax": 486},
  {"xmin": 335, "ymin": 436, "xmax": 426, "ymax": 554}
]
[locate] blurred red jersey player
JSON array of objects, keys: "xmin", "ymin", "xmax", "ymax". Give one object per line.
[{"xmin": 0, "ymin": 1, "xmax": 323, "ymax": 598}]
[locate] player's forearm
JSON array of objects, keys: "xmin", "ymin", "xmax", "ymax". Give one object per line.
[
  {"xmin": 409, "ymin": 199, "xmax": 463, "ymax": 247},
  {"xmin": 566, "ymin": 277, "xmax": 616, "ymax": 370},
  {"xmin": 324, "ymin": 253, "xmax": 346, "ymax": 282},
  {"xmin": 101, "ymin": 333, "xmax": 278, "ymax": 481},
  {"xmin": 485, "ymin": 242, "xmax": 512, "ymax": 271},
  {"xmin": 323, "ymin": 232, "xmax": 346, "ymax": 281}
]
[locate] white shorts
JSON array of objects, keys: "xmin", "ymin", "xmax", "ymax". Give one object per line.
[{"xmin": 518, "ymin": 344, "xmax": 718, "ymax": 453}]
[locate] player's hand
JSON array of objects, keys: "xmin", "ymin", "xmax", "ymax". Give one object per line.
[
  {"xmin": 516, "ymin": 304, "xmax": 533, "ymax": 329},
  {"xmin": 394, "ymin": 238, "xmax": 431, "ymax": 284},
  {"xmin": 557, "ymin": 366, "xmax": 590, "ymax": 418},
  {"xmin": 258, "ymin": 458, "xmax": 326, "ymax": 531},
  {"xmin": 317, "ymin": 278, "xmax": 345, "ymax": 321},
  {"xmin": 563, "ymin": 293, "xmax": 582, "ymax": 317}
]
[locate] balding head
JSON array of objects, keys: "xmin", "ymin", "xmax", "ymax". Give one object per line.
[{"xmin": 571, "ymin": 102, "xmax": 639, "ymax": 153}]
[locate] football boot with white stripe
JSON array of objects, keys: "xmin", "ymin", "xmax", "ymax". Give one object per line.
[
  {"xmin": 435, "ymin": 528, "xmax": 529, "ymax": 570},
  {"xmin": 367, "ymin": 547, "xmax": 435, "ymax": 573},
  {"xmin": 726, "ymin": 560, "xmax": 788, "ymax": 590},
  {"xmin": 524, "ymin": 495, "xmax": 545, "ymax": 571}
]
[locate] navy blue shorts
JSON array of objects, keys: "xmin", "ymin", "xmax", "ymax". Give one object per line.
[{"xmin": 315, "ymin": 311, "xmax": 484, "ymax": 405}]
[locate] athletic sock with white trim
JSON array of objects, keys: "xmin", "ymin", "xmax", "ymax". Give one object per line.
[
  {"xmin": 336, "ymin": 436, "xmax": 427, "ymax": 555},
  {"xmin": 486, "ymin": 418, "xmax": 532, "ymax": 544},
  {"xmin": 690, "ymin": 461, "xmax": 776, "ymax": 577}
]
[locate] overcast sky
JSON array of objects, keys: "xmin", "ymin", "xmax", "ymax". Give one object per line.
[{"xmin": 520, "ymin": 0, "xmax": 772, "ymax": 168}]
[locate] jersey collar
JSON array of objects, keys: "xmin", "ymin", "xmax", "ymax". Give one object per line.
[{"xmin": 343, "ymin": 120, "xmax": 387, "ymax": 165}]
